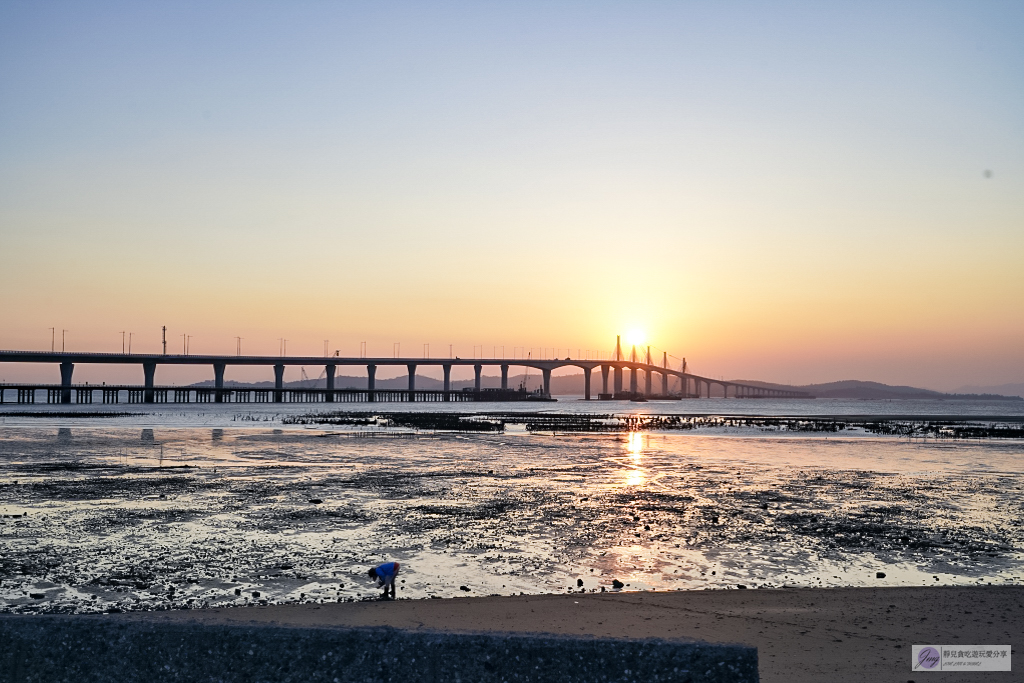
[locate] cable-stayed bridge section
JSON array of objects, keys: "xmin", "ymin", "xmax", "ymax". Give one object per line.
[{"xmin": 0, "ymin": 349, "xmax": 811, "ymax": 405}]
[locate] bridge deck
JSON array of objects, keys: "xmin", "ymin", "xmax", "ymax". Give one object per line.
[{"xmin": 0, "ymin": 350, "xmax": 813, "ymax": 403}]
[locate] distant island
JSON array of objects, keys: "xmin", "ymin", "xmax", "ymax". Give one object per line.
[
  {"xmin": 190, "ymin": 374, "xmax": 1022, "ymax": 400},
  {"xmin": 727, "ymin": 379, "xmax": 1022, "ymax": 401}
]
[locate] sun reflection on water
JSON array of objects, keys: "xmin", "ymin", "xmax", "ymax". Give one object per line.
[
  {"xmin": 627, "ymin": 431, "xmax": 644, "ymax": 459},
  {"xmin": 625, "ymin": 431, "xmax": 646, "ymax": 486}
]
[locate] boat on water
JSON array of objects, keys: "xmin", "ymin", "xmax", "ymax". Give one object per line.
[{"xmin": 465, "ymin": 387, "xmax": 556, "ymax": 402}]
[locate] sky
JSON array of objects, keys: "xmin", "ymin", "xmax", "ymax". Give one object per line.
[{"xmin": 1, "ymin": 1, "xmax": 1022, "ymax": 390}]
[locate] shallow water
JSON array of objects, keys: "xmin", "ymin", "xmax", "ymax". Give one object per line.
[
  {"xmin": 1, "ymin": 401, "xmax": 1023, "ymax": 614},
  {"xmin": 2, "ymin": 396, "xmax": 1023, "ymax": 429}
]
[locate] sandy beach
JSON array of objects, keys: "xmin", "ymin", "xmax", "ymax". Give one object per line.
[{"xmin": 121, "ymin": 586, "xmax": 1021, "ymax": 682}]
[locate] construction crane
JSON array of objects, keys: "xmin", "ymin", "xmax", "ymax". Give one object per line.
[{"xmin": 299, "ymin": 366, "xmax": 327, "ymax": 388}]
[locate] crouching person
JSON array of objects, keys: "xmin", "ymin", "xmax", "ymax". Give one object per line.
[{"xmin": 367, "ymin": 561, "xmax": 400, "ymax": 600}]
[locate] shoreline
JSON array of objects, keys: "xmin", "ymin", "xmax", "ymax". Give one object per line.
[{"xmin": 117, "ymin": 585, "xmax": 1021, "ymax": 683}]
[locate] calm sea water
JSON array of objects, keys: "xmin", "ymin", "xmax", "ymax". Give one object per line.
[{"xmin": 1, "ymin": 398, "xmax": 1022, "ymax": 613}]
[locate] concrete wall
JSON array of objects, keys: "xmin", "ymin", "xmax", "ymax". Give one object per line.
[{"xmin": 0, "ymin": 615, "xmax": 758, "ymax": 682}]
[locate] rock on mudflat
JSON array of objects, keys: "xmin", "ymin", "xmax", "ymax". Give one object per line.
[
  {"xmin": 611, "ymin": 579, "xmax": 624, "ymax": 589},
  {"xmin": 876, "ymin": 572, "xmax": 886, "ymax": 579}
]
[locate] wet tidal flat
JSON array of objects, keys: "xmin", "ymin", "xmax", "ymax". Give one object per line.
[{"xmin": 1, "ymin": 423, "xmax": 1023, "ymax": 614}]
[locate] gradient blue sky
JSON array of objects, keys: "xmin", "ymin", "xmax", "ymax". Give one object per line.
[{"xmin": 1, "ymin": 1, "xmax": 1022, "ymax": 389}]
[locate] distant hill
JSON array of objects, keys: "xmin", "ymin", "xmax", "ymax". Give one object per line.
[
  {"xmin": 733, "ymin": 379, "xmax": 1021, "ymax": 401},
  {"xmin": 192, "ymin": 374, "xmax": 1022, "ymax": 401},
  {"xmin": 954, "ymin": 382, "xmax": 1024, "ymax": 399}
]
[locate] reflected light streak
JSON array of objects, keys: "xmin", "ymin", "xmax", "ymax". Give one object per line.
[
  {"xmin": 627, "ymin": 431, "xmax": 644, "ymax": 462},
  {"xmin": 625, "ymin": 431, "xmax": 646, "ymax": 486}
]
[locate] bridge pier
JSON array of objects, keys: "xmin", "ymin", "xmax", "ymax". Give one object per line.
[
  {"xmin": 143, "ymin": 362, "xmax": 156, "ymax": 403},
  {"xmin": 500, "ymin": 364, "xmax": 509, "ymax": 390},
  {"xmin": 474, "ymin": 364, "xmax": 482, "ymax": 393},
  {"xmin": 213, "ymin": 362, "xmax": 226, "ymax": 403},
  {"xmin": 407, "ymin": 364, "xmax": 416, "ymax": 401},
  {"xmin": 59, "ymin": 362, "xmax": 74, "ymax": 404},
  {"xmin": 442, "ymin": 364, "xmax": 451, "ymax": 400},
  {"xmin": 541, "ymin": 368, "xmax": 551, "ymax": 397},
  {"xmin": 661, "ymin": 352, "xmax": 669, "ymax": 396},
  {"xmin": 601, "ymin": 365, "xmax": 609, "ymax": 397},
  {"xmin": 367, "ymin": 364, "xmax": 376, "ymax": 402},
  {"xmin": 644, "ymin": 368, "xmax": 652, "ymax": 397},
  {"xmin": 325, "ymin": 365, "xmax": 335, "ymax": 402},
  {"xmin": 274, "ymin": 364, "xmax": 285, "ymax": 402},
  {"xmin": 583, "ymin": 367, "xmax": 591, "ymax": 400},
  {"xmin": 614, "ymin": 366, "xmax": 622, "ymax": 394},
  {"xmin": 629, "ymin": 346, "xmax": 638, "ymax": 395}
]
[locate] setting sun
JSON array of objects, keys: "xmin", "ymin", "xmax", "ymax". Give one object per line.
[{"xmin": 626, "ymin": 330, "xmax": 646, "ymax": 347}]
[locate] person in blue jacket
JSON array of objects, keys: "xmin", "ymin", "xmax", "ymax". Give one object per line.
[{"xmin": 367, "ymin": 561, "xmax": 400, "ymax": 600}]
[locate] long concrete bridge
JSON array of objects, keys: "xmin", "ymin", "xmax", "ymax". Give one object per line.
[{"xmin": 0, "ymin": 348, "xmax": 811, "ymax": 404}]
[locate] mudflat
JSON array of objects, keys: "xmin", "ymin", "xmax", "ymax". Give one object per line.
[{"xmin": 124, "ymin": 586, "xmax": 1022, "ymax": 683}]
